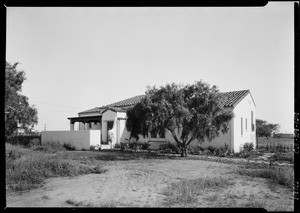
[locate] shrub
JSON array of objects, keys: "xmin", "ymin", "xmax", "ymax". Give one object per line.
[
  {"xmin": 243, "ymin": 142, "xmax": 254, "ymax": 152},
  {"xmin": 159, "ymin": 142, "xmax": 180, "ymax": 154},
  {"xmin": 63, "ymin": 143, "xmax": 76, "ymax": 151},
  {"xmin": 187, "ymin": 145, "xmax": 204, "ymax": 155},
  {"xmin": 120, "ymin": 142, "xmax": 129, "ymax": 151},
  {"xmin": 140, "ymin": 142, "xmax": 150, "ymax": 150},
  {"xmin": 271, "ymin": 152, "xmax": 294, "ymax": 163},
  {"xmin": 32, "ymin": 142, "xmax": 66, "ymax": 153},
  {"xmin": 206, "ymin": 146, "xmax": 217, "ymax": 154},
  {"xmin": 128, "ymin": 141, "xmax": 140, "ymax": 151}
]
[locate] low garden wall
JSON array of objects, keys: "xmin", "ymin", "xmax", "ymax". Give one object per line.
[{"xmin": 41, "ymin": 130, "xmax": 101, "ymax": 150}]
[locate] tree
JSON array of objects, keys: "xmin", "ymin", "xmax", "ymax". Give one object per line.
[
  {"xmin": 256, "ymin": 119, "xmax": 279, "ymax": 140},
  {"xmin": 5, "ymin": 62, "xmax": 38, "ymax": 139},
  {"xmin": 126, "ymin": 80, "xmax": 233, "ymax": 157}
]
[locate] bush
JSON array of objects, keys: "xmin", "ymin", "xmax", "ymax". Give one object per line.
[
  {"xmin": 63, "ymin": 143, "xmax": 76, "ymax": 151},
  {"xmin": 120, "ymin": 142, "xmax": 129, "ymax": 151},
  {"xmin": 32, "ymin": 142, "xmax": 66, "ymax": 153},
  {"xmin": 159, "ymin": 142, "xmax": 180, "ymax": 154},
  {"xmin": 243, "ymin": 142, "xmax": 254, "ymax": 152},
  {"xmin": 128, "ymin": 141, "xmax": 140, "ymax": 151},
  {"xmin": 207, "ymin": 146, "xmax": 217, "ymax": 153},
  {"xmin": 140, "ymin": 142, "xmax": 150, "ymax": 150},
  {"xmin": 188, "ymin": 145, "xmax": 204, "ymax": 155}
]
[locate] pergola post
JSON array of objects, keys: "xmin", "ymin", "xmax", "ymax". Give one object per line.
[
  {"xmin": 70, "ymin": 120, "xmax": 75, "ymax": 131},
  {"xmin": 85, "ymin": 123, "xmax": 89, "ymax": 130}
]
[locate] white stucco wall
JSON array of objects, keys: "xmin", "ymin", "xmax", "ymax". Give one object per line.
[
  {"xmin": 102, "ymin": 110, "xmax": 117, "ymax": 146},
  {"xmin": 232, "ymin": 93, "xmax": 256, "ymax": 152},
  {"xmin": 41, "ymin": 130, "xmax": 101, "ymax": 150}
]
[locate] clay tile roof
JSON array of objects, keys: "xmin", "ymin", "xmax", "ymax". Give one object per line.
[
  {"xmin": 78, "ymin": 90, "xmax": 251, "ymax": 114},
  {"xmin": 103, "ymin": 95, "xmax": 145, "ymax": 108},
  {"xmin": 217, "ymin": 90, "xmax": 250, "ymax": 107},
  {"xmin": 78, "ymin": 107, "xmax": 106, "ymax": 114}
]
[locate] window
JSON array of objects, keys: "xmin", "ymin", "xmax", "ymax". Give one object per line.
[
  {"xmin": 241, "ymin": 117, "xmax": 243, "ymax": 136},
  {"xmin": 245, "ymin": 118, "xmax": 247, "ymax": 130},
  {"xmin": 150, "ymin": 130, "xmax": 157, "ymax": 138},
  {"xmin": 251, "ymin": 111, "xmax": 254, "ymax": 131},
  {"xmin": 150, "ymin": 129, "xmax": 165, "ymax": 138},
  {"xmin": 88, "ymin": 123, "xmax": 92, "ymax": 129}
]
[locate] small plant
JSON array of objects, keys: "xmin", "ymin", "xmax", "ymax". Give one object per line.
[
  {"xmin": 187, "ymin": 145, "xmax": 204, "ymax": 155},
  {"xmin": 120, "ymin": 142, "xmax": 129, "ymax": 151},
  {"xmin": 243, "ymin": 142, "xmax": 254, "ymax": 152},
  {"xmin": 63, "ymin": 143, "xmax": 76, "ymax": 151},
  {"xmin": 32, "ymin": 142, "xmax": 66, "ymax": 153},
  {"xmin": 207, "ymin": 146, "xmax": 217, "ymax": 153},
  {"xmin": 128, "ymin": 141, "xmax": 140, "ymax": 151},
  {"xmin": 159, "ymin": 142, "xmax": 180, "ymax": 154},
  {"xmin": 140, "ymin": 142, "xmax": 150, "ymax": 150}
]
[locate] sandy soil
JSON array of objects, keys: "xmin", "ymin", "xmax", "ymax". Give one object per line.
[{"xmin": 6, "ymin": 159, "xmax": 293, "ymax": 210}]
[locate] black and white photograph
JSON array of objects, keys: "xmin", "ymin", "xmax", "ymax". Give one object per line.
[{"xmin": 5, "ymin": 2, "xmax": 295, "ymax": 210}]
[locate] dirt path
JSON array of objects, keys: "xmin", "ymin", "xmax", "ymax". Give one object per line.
[{"xmin": 6, "ymin": 159, "xmax": 293, "ymax": 210}]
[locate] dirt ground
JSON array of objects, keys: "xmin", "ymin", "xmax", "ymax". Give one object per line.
[{"xmin": 6, "ymin": 159, "xmax": 293, "ymax": 210}]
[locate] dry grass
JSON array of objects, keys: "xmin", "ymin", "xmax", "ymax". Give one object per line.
[
  {"xmin": 6, "ymin": 144, "xmax": 107, "ymax": 192},
  {"xmin": 236, "ymin": 165, "xmax": 294, "ymax": 190},
  {"xmin": 162, "ymin": 177, "xmax": 233, "ymax": 206}
]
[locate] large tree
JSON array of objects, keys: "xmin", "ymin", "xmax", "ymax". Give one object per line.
[
  {"xmin": 5, "ymin": 62, "xmax": 38, "ymax": 139},
  {"xmin": 126, "ymin": 81, "xmax": 233, "ymax": 157},
  {"xmin": 256, "ymin": 119, "xmax": 279, "ymax": 140}
]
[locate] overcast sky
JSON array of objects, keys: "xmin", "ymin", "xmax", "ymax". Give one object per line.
[{"xmin": 6, "ymin": 3, "xmax": 294, "ymax": 133}]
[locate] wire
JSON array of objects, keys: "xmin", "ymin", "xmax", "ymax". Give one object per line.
[{"xmin": 31, "ymin": 101, "xmax": 84, "ymax": 110}]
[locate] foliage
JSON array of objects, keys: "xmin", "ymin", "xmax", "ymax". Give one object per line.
[
  {"xmin": 8, "ymin": 134, "xmax": 41, "ymax": 147},
  {"xmin": 63, "ymin": 143, "xmax": 76, "ymax": 151},
  {"xmin": 32, "ymin": 142, "xmax": 66, "ymax": 153},
  {"xmin": 187, "ymin": 145, "xmax": 204, "ymax": 155},
  {"xmin": 159, "ymin": 142, "xmax": 180, "ymax": 154},
  {"xmin": 243, "ymin": 142, "xmax": 254, "ymax": 152},
  {"xmin": 5, "ymin": 62, "xmax": 38, "ymax": 139},
  {"xmin": 120, "ymin": 142, "xmax": 129, "ymax": 151},
  {"xmin": 256, "ymin": 119, "xmax": 279, "ymax": 140},
  {"xmin": 120, "ymin": 142, "xmax": 150, "ymax": 151},
  {"xmin": 140, "ymin": 142, "xmax": 151, "ymax": 150},
  {"xmin": 128, "ymin": 141, "xmax": 140, "ymax": 151},
  {"xmin": 126, "ymin": 80, "xmax": 233, "ymax": 157}
]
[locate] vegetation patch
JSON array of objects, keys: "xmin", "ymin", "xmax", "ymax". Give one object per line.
[
  {"xmin": 6, "ymin": 145, "xmax": 107, "ymax": 192},
  {"xmin": 236, "ymin": 165, "xmax": 293, "ymax": 190},
  {"xmin": 162, "ymin": 177, "xmax": 233, "ymax": 206},
  {"xmin": 32, "ymin": 142, "xmax": 66, "ymax": 153}
]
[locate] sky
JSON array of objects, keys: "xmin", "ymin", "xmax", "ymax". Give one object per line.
[{"xmin": 6, "ymin": 3, "xmax": 294, "ymax": 133}]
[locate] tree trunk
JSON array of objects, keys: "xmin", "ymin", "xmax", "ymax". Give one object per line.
[{"xmin": 181, "ymin": 146, "xmax": 188, "ymax": 157}]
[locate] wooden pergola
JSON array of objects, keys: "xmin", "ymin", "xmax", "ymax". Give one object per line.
[{"xmin": 67, "ymin": 115, "xmax": 102, "ymax": 130}]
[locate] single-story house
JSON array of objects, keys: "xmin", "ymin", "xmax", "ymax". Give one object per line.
[{"xmin": 60, "ymin": 89, "xmax": 255, "ymax": 152}]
